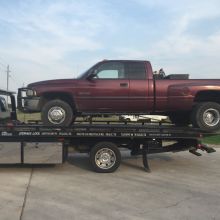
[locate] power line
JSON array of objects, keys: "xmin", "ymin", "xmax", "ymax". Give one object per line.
[
  {"xmin": 10, "ymin": 75, "xmax": 22, "ymax": 87},
  {"xmin": 7, "ymin": 68, "xmax": 25, "ymax": 89},
  {"xmin": 0, "ymin": 57, "xmax": 7, "ymax": 65},
  {"xmin": 0, "ymin": 62, "xmax": 6, "ymax": 68}
]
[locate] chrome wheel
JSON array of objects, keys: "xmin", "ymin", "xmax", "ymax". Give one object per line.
[
  {"xmin": 95, "ymin": 148, "xmax": 116, "ymax": 170},
  {"xmin": 203, "ymin": 108, "xmax": 220, "ymax": 127},
  {"xmin": 48, "ymin": 106, "xmax": 66, "ymax": 125}
]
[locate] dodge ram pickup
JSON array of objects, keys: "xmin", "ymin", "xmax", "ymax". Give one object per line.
[{"xmin": 18, "ymin": 60, "xmax": 220, "ymax": 132}]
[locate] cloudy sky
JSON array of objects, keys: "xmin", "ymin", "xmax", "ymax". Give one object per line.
[{"xmin": 0, "ymin": 0, "xmax": 220, "ymax": 91}]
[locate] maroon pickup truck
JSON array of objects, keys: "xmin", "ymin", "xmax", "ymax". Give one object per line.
[{"xmin": 18, "ymin": 60, "xmax": 220, "ymax": 131}]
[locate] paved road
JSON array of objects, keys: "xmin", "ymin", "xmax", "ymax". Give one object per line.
[{"xmin": 0, "ymin": 149, "xmax": 220, "ymax": 220}]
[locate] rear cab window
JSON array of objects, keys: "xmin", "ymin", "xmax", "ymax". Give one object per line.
[{"xmin": 124, "ymin": 61, "xmax": 146, "ymax": 79}]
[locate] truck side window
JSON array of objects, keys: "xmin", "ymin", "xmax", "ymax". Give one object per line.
[
  {"xmin": 125, "ymin": 62, "xmax": 146, "ymax": 79},
  {"xmin": 95, "ymin": 62, "xmax": 125, "ymax": 79},
  {"xmin": 0, "ymin": 97, "xmax": 6, "ymax": 112}
]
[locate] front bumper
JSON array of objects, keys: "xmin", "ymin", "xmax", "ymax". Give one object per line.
[{"xmin": 17, "ymin": 88, "xmax": 41, "ymax": 113}]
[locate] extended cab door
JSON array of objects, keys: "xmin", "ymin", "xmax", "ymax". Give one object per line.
[
  {"xmin": 125, "ymin": 61, "xmax": 152, "ymax": 112},
  {"xmin": 76, "ymin": 61, "xmax": 129, "ymax": 112}
]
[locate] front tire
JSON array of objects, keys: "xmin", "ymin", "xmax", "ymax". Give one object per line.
[
  {"xmin": 191, "ymin": 102, "xmax": 220, "ymax": 132},
  {"xmin": 90, "ymin": 142, "xmax": 121, "ymax": 173},
  {"xmin": 41, "ymin": 99, "xmax": 74, "ymax": 126}
]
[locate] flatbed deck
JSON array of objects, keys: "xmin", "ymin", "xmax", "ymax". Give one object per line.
[{"xmin": 0, "ymin": 122, "xmax": 204, "ymax": 140}]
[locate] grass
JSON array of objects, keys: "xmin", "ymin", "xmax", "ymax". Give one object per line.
[
  {"xmin": 202, "ymin": 135, "xmax": 220, "ymax": 145},
  {"xmin": 17, "ymin": 111, "xmax": 41, "ymax": 123}
]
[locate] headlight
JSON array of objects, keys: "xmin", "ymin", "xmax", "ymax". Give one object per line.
[{"xmin": 26, "ymin": 89, "xmax": 36, "ymax": 97}]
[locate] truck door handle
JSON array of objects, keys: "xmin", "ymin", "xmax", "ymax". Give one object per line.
[{"xmin": 120, "ymin": 83, "xmax": 128, "ymax": 88}]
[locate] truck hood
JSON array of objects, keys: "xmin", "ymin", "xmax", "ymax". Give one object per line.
[{"xmin": 28, "ymin": 79, "xmax": 78, "ymax": 88}]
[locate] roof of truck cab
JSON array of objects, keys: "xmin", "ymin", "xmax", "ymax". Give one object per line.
[{"xmin": 101, "ymin": 60, "xmax": 149, "ymax": 62}]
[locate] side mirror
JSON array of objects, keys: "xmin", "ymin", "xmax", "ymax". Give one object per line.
[
  {"xmin": 87, "ymin": 70, "xmax": 97, "ymax": 80},
  {"xmin": 86, "ymin": 73, "xmax": 95, "ymax": 80}
]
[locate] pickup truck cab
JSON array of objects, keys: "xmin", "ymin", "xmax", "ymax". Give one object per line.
[{"xmin": 18, "ymin": 60, "xmax": 220, "ymax": 132}]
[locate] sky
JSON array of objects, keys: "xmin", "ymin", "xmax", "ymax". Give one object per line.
[{"xmin": 0, "ymin": 0, "xmax": 220, "ymax": 91}]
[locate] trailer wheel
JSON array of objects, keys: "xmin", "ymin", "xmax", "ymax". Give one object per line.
[
  {"xmin": 191, "ymin": 102, "xmax": 220, "ymax": 132},
  {"xmin": 41, "ymin": 99, "xmax": 74, "ymax": 126},
  {"xmin": 90, "ymin": 142, "xmax": 121, "ymax": 173}
]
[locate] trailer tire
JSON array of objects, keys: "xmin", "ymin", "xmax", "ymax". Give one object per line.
[
  {"xmin": 191, "ymin": 102, "xmax": 220, "ymax": 132},
  {"xmin": 41, "ymin": 99, "xmax": 74, "ymax": 126},
  {"xmin": 90, "ymin": 142, "xmax": 121, "ymax": 173}
]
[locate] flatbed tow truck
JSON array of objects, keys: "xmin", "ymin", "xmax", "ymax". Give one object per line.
[{"xmin": 0, "ymin": 89, "xmax": 217, "ymax": 173}]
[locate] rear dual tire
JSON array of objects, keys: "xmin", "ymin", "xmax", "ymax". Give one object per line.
[
  {"xmin": 191, "ymin": 102, "xmax": 220, "ymax": 132},
  {"xmin": 169, "ymin": 102, "xmax": 220, "ymax": 132}
]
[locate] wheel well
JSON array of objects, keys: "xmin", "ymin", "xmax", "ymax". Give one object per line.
[
  {"xmin": 194, "ymin": 91, "xmax": 220, "ymax": 104},
  {"xmin": 40, "ymin": 92, "xmax": 76, "ymax": 111}
]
